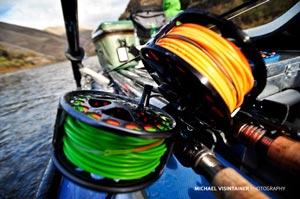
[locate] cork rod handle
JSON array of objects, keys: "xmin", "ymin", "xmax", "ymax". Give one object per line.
[
  {"xmin": 211, "ymin": 168, "xmax": 270, "ymax": 199},
  {"xmin": 267, "ymin": 136, "xmax": 300, "ymax": 175}
]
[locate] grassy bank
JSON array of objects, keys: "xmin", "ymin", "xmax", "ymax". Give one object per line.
[{"xmin": 0, "ymin": 44, "xmax": 58, "ymax": 73}]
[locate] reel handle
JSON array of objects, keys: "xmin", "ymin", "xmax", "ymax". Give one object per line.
[
  {"xmin": 267, "ymin": 136, "xmax": 300, "ymax": 176},
  {"xmin": 212, "ymin": 167, "xmax": 270, "ymax": 199},
  {"xmin": 173, "ymin": 139, "xmax": 269, "ymax": 199}
]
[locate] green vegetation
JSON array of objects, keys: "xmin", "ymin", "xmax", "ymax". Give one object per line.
[
  {"xmin": 0, "ymin": 44, "xmax": 55, "ymax": 73},
  {"xmin": 0, "ymin": 45, "xmax": 35, "ymax": 72}
]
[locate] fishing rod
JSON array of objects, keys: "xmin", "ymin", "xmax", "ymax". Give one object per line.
[
  {"xmin": 51, "ymin": 84, "xmax": 273, "ymax": 198},
  {"xmin": 61, "ymin": 0, "xmax": 84, "ymax": 89},
  {"xmin": 219, "ymin": 0, "xmax": 270, "ymax": 20},
  {"xmin": 224, "ymin": 0, "xmax": 270, "ymax": 21},
  {"xmin": 173, "ymin": 138, "xmax": 270, "ymax": 199}
]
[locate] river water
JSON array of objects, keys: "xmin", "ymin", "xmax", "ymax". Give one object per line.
[{"xmin": 0, "ymin": 57, "xmax": 99, "ymax": 199}]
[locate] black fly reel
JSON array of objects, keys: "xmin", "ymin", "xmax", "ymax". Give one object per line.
[
  {"xmin": 51, "ymin": 87, "xmax": 176, "ymax": 193},
  {"xmin": 140, "ymin": 9, "xmax": 266, "ymax": 131}
]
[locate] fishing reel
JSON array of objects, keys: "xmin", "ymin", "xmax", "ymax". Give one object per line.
[
  {"xmin": 141, "ymin": 9, "xmax": 300, "ymax": 179},
  {"xmin": 51, "ymin": 85, "xmax": 176, "ymax": 193},
  {"xmin": 140, "ymin": 9, "xmax": 267, "ymax": 140}
]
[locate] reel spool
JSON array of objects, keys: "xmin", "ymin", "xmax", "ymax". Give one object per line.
[
  {"xmin": 140, "ymin": 9, "xmax": 266, "ymax": 130},
  {"xmin": 51, "ymin": 88, "xmax": 176, "ymax": 193}
]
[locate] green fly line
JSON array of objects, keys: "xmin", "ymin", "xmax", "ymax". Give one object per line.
[{"xmin": 63, "ymin": 115, "xmax": 167, "ymax": 180}]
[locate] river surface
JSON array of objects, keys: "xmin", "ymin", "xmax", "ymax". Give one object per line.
[{"xmin": 0, "ymin": 57, "xmax": 99, "ymax": 199}]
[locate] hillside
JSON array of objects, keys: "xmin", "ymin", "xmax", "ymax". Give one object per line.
[
  {"xmin": 0, "ymin": 22, "xmax": 66, "ymax": 60},
  {"xmin": 0, "ymin": 22, "xmax": 95, "ymax": 73},
  {"xmin": 1, "ymin": 0, "xmax": 297, "ymax": 73},
  {"xmin": 44, "ymin": 26, "xmax": 95, "ymax": 55}
]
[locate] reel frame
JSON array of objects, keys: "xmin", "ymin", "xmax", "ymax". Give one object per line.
[
  {"xmin": 52, "ymin": 90, "xmax": 176, "ymax": 193},
  {"xmin": 141, "ymin": 9, "xmax": 267, "ymax": 130}
]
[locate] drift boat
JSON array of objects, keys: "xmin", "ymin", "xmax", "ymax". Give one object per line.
[{"xmin": 36, "ymin": 1, "xmax": 300, "ymax": 199}]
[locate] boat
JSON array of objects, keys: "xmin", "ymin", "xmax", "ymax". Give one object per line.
[{"xmin": 36, "ymin": 1, "xmax": 300, "ymax": 199}]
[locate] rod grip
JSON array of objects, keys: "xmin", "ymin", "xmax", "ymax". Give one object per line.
[
  {"xmin": 211, "ymin": 168, "xmax": 270, "ymax": 199},
  {"xmin": 267, "ymin": 136, "xmax": 300, "ymax": 175}
]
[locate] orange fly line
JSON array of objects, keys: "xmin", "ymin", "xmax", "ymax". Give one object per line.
[{"xmin": 156, "ymin": 23, "xmax": 254, "ymax": 113}]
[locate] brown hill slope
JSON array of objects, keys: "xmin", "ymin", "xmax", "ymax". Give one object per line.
[
  {"xmin": 0, "ymin": 41, "xmax": 55, "ymax": 73},
  {"xmin": 44, "ymin": 26, "xmax": 95, "ymax": 56},
  {"xmin": 0, "ymin": 22, "xmax": 95, "ymax": 73},
  {"xmin": 0, "ymin": 22, "xmax": 66, "ymax": 60}
]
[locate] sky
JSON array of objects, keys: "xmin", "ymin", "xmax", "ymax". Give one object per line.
[{"xmin": 0, "ymin": 0, "xmax": 130, "ymax": 30}]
